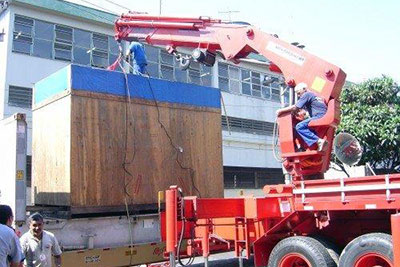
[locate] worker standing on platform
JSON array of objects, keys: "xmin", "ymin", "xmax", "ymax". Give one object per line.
[
  {"xmin": 276, "ymin": 82, "xmax": 328, "ymax": 151},
  {"xmin": 20, "ymin": 213, "xmax": 62, "ymax": 267},
  {"xmin": 126, "ymin": 41, "xmax": 148, "ymax": 75},
  {"xmin": 0, "ymin": 205, "xmax": 22, "ymax": 267}
]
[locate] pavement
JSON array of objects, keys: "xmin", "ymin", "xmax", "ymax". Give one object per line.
[{"xmin": 177, "ymin": 252, "xmax": 255, "ymax": 267}]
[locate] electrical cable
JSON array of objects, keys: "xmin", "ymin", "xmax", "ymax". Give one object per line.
[
  {"xmin": 116, "ymin": 45, "xmax": 139, "ymax": 266},
  {"xmin": 177, "ymin": 190, "xmax": 195, "ymax": 266},
  {"xmin": 103, "ymin": 0, "xmax": 131, "ymax": 11},
  {"xmin": 142, "ymin": 71, "xmax": 202, "ymax": 198},
  {"xmin": 58, "ymin": 0, "xmax": 116, "ymax": 23},
  {"xmin": 75, "ymin": 0, "xmax": 118, "ymax": 15}
]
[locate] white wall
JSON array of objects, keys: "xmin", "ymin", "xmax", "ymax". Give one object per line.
[
  {"xmin": 0, "ymin": 8, "xmax": 11, "ymax": 119},
  {"xmin": 3, "ymin": 4, "xmax": 116, "ymax": 155},
  {"xmin": 2, "ymin": 3, "xmax": 283, "ymax": 170}
]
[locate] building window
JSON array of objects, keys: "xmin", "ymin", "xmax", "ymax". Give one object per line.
[
  {"xmin": 73, "ymin": 29, "xmax": 91, "ymax": 65},
  {"xmin": 222, "ymin": 115, "xmax": 275, "ymax": 135},
  {"xmin": 91, "ymin": 33, "xmax": 108, "ymax": 68},
  {"xmin": 224, "ymin": 167, "xmax": 283, "ymax": 189},
  {"xmin": 8, "ymin": 85, "xmax": 32, "ymax": 108},
  {"xmin": 13, "ymin": 15, "xmax": 33, "ymax": 54},
  {"xmin": 145, "ymin": 45, "xmax": 213, "ymax": 86},
  {"xmin": 218, "ymin": 61, "xmax": 287, "ymax": 102},
  {"xmin": 33, "ymin": 20, "xmax": 54, "ymax": 59}
]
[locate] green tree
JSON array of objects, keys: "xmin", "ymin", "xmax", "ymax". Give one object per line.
[{"xmin": 338, "ymin": 76, "xmax": 400, "ymax": 172}]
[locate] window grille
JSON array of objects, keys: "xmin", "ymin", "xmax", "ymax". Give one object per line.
[
  {"xmin": 222, "ymin": 115, "xmax": 274, "ymax": 135},
  {"xmin": 8, "ymin": 85, "xmax": 32, "ymax": 108}
]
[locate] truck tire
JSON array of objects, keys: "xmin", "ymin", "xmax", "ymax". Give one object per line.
[
  {"xmin": 338, "ymin": 233, "xmax": 393, "ymax": 267},
  {"xmin": 311, "ymin": 235, "xmax": 341, "ymax": 265},
  {"xmin": 268, "ymin": 236, "xmax": 337, "ymax": 267}
]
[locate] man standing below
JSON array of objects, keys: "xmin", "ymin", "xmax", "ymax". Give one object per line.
[
  {"xmin": 20, "ymin": 213, "xmax": 62, "ymax": 267},
  {"xmin": 276, "ymin": 82, "xmax": 328, "ymax": 151},
  {"xmin": 126, "ymin": 41, "xmax": 148, "ymax": 74},
  {"xmin": 0, "ymin": 205, "xmax": 22, "ymax": 267}
]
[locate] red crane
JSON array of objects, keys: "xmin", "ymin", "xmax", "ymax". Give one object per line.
[{"xmin": 113, "ymin": 14, "xmax": 400, "ymax": 267}]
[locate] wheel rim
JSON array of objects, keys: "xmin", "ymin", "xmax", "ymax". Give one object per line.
[
  {"xmin": 355, "ymin": 252, "xmax": 393, "ymax": 267},
  {"xmin": 279, "ymin": 253, "xmax": 312, "ymax": 267}
]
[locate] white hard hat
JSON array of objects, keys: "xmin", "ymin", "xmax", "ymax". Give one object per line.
[{"xmin": 294, "ymin": 82, "xmax": 307, "ymax": 92}]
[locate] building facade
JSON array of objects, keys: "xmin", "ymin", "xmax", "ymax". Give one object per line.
[{"xmin": 0, "ymin": 0, "xmax": 285, "ymax": 194}]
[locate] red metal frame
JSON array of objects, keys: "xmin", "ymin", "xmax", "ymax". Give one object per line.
[
  {"xmin": 112, "ymin": 14, "xmax": 400, "ymax": 266},
  {"xmin": 162, "ymin": 175, "xmax": 400, "ymax": 266}
]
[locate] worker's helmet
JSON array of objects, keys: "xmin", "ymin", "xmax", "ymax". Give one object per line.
[{"xmin": 294, "ymin": 82, "xmax": 307, "ymax": 92}]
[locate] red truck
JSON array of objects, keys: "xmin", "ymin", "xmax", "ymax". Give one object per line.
[{"xmin": 112, "ymin": 14, "xmax": 400, "ymax": 267}]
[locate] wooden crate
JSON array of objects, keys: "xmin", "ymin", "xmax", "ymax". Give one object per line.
[{"xmin": 32, "ymin": 65, "xmax": 223, "ymax": 214}]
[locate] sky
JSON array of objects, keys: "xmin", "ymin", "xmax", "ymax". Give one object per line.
[{"xmin": 67, "ymin": 0, "xmax": 400, "ymax": 83}]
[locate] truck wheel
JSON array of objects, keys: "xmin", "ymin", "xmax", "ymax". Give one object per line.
[
  {"xmin": 338, "ymin": 233, "xmax": 393, "ymax": 267},
  {"xmin": 268, "ymin": 236, "xmax": 337, "ymax": 267},
  {"xmin": 311, "ymin": 235, "xmax": 341, "ymax": 265}
]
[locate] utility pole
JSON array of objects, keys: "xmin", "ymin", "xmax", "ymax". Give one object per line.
[
  {"xmin": 159, "ymin": 0, "xmax": 162, "ymax": 15},
  {"xmin": 218, "ymin": 9, "xmax": 239, "ymax": 22}
]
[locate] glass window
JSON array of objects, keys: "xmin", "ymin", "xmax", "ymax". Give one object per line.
[
  {"xmin": 188, "ymin": 70, "xmax": 201, "ymax": 85},
  {"xmin": 160, "ymin": 50, "xmax": 174, "ymax": 65},
  {"xmin": 34, "ymin": 20, "xmax": 53, "ymax": 40},
  {"xmin": 241, "ymin": 69, "xmax": 250, "ymax": 82},
  {"xmin": 147, "ymin": 62, "xmax": 159, "ymax": 78},
  {"xmin": 109, "ymin": 36, "xmax": 119, "ymax": 55},
  {"xmin": 8, "ymin": 85, "xmax": 32, "ymax": 108},
  {"xmin": 230, "ymin": 80, "xmax": 240, "ymax": 93},
  {"xmin": 54, "ymin": 43, "xmax": 72, "ymax": 61},
  {"xmin": 175, "ymin": 68, "xmax": 187, "ymax": 83},
  {"xmin": 13, "ymin": 15, "xmax": 33, "ymax": 54},
  {"xmin": 251, "ymin": 72, "xmax": 261, "ymax": 85},
  {"xmin": 13, "ymin": 34, "xmax": 32, "ymax": 54},
  {"xmin": 74, "ymin": 29, "xmax": 91, "ymax": 48},
  {"xmin": 92, "ymin": 50, "xmax": 108, "ymax": 68},
  {"xmin": 218, "ymin": 63, "xmax": 228, "ymax": 78},
  {"xmin": 229, "ymin": 66, "xmax": 239, "ymax": 79},
  {"xmin": 252, "ymin": 84, "xmax": 261, "ymax": 97},
  {"xmin": 146, "ymin": 45, "xmax": 159, "ymax": 62},
  {"xmin": 92, "ymin": 33, "xmax": 108, "ymax": 50},
  {"xmin": 219, "ymin": 77, "xmax": 229, "ymax": 92},
  {"xmin": 55, "ymin": 25, "xmax": 72, "ymax": 44},
  {"xmin": 242, "ymin": 82, "xmax": 251, "ymax": 95},
  {"xmin": 33, "ymin": 39, "xmax": 52, "ymax": 59},
  {"xmin": 73, "ymin": 46, "xmax": 90, "ymax": 65},
  {"xmin": 160, "ymin": 65, "xmax": 174, "ymax": 80},
  {"xmin": 262, "ymin": 86, "xmax": 271, "ymax": 99}
]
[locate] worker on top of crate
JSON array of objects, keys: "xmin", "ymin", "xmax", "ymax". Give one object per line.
[
  {"xmin": 126, "ymin": 41, "xmax": 148, "ymax": 75},
  {"xmin": 276, "ymin": 82, "xmax": 328, "ymax": 151},
  {"xmin": 20, "ymin": 213, "xmax": 62, "ymax": 267}
]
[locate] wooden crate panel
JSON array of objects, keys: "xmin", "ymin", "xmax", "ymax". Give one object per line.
[{"xmin": 33, "ymin": 65, "xmax": 223, "ymax": 213}]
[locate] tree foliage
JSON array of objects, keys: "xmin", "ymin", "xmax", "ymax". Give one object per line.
[{"xmin": 338, "ymin": 76, "xmax": 400, "ymax": 172}]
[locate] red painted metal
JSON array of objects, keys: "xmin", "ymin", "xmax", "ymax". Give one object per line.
[
  {"xmin": 279, "ymin": 253, "xmax": 312, "ymax": 267},
  {"xmin": 165, "ymin": 188, "xmax": 177, "ymax": 253},
  {"xmin": 391, "ymin": 214, "xmax": 400, "ymax": 267},
  {"xmin": 354, "ymin": 253, "xmax": 392, "ymax": 267},
  {"xmin": 113, "ymin": 14, "xmax": 400, "ymax": 267},
  {"xmin": 113, "ymin": 14, "xmax": 347, "ymax": 179}
]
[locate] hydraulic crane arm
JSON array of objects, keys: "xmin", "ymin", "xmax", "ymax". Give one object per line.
[
  {"xmin": 115, "ymin": 14, "xmax": 345, "ymax": 101},
  {"xmin": 114, "ymin": 14, "xmax": 347, "ymax": 180}
]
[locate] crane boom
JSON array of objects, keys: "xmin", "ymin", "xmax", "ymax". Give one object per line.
[{"xmin": 114, "ymin": 14, "xmax": 347, "ymax": 180}]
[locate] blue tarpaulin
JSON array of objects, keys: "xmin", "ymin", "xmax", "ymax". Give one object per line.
[{"xmin": 34, "ymin": 65, "xmax": 221, "ymax": 109}]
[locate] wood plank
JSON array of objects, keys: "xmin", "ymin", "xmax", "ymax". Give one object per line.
[{"xmin": 33, "ymin": 88, "xmax": 223, "ymax": 213}]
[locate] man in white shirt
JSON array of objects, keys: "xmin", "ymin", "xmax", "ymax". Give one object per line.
[
  {"xmin": 0, "ymin": 205, "xmax": 22, "ymax": 267},
  {"xmin": 20, "ymin": 213, "xmax": 62, "ymax": 267}
]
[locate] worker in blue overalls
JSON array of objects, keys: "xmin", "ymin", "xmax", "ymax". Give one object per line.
[{"xmin": 126, "ymin": 41, "xmax": 148, "ymax": 75}]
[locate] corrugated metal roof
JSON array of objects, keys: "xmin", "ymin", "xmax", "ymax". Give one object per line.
[{"xmin": 11, "ymin": 0, "xmax": 117, "ymax": 25}]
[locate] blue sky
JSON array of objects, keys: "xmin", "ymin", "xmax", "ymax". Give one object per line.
[{"xmin": 69, "ymin": 0, "xmax": 400, "ymax": 83}]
